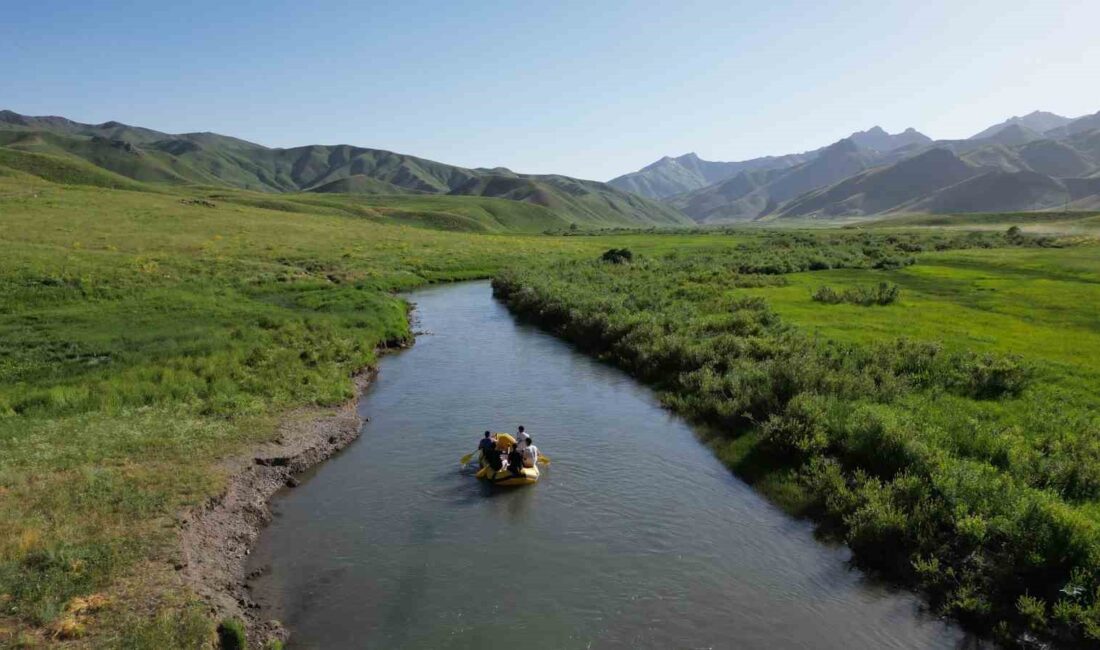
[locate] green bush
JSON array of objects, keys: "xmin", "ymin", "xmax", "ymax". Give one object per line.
[
  {"xmin": 217, "ymin": 618, "xmax": 247, "ymax": 650},
  {"xmin": 812, "ymin": 282, "xmax": 900, "ymax": 306},
  {"xmin": 599, "ymin": 248, "xmax": 633, "ymax": 264}
]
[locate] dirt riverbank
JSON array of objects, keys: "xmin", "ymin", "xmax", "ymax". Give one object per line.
[{"xmin": 176, "ymin": 364, "xmax": 381, "ymax": 646}]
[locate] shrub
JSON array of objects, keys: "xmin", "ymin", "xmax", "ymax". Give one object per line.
[
  {"xmin": 217, "ymin": 618, "xmax": 247, "ymax": 650},
  {"xmin": 812, "ymin": 282, "xmax": 900, "ymax": 306},
  {"xmin": 599, "ymin": 248, "xmax": 633, "ymax": 264},
  {"xmin": 759, "ymin": 393, "xmax": 830, "ymax": 458},
  {"xmin": 959, "ymin": 353, "xmax": 1031, "ymax": 399}
]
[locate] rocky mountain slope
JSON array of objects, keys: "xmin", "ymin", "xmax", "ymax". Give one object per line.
[{"xmin": 609, "ymin": 108, "xmax": 1100, "ymax": 223}]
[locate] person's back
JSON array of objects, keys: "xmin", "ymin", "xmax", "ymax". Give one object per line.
[
  {"xmin": 477, "ymin": 431, "xmax": 496, "ymax": 467},
  {"xmin": 522, "ymin": 436, "xmax": 539, "ymax": 468},
  {"xmin": 507, "ymin": 446, "xmax": 524, "ymax": 475},
  {"xmin": 515, "ymin": 425, "xmax": 530, "ymax": 447},
  {"xmin": 486, "ymin": 447, "xmax": 503, "ymax": 471}
]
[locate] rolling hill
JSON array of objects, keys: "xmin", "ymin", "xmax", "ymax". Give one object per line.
[{"xmin": 0, "ymin": 110, "xmax": 690, "ymax": 229}]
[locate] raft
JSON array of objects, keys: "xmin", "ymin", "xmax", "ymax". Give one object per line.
[
  {"xmin": 474, "ymin": 433, "xmax": 540, "ymax": 486},
  {"xmin": 475, "ymin": 464, "xmax": 540, "ymax": 486}
]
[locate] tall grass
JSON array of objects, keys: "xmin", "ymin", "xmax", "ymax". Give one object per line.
[{"xmin": 492, "ymin": 230, "xmax": 1100, "ymax": 646}]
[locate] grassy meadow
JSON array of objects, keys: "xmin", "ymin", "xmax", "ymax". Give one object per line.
[
  {"xmin": 4, "ymin": 159, "xmax": 1100, "ymax": 648},
  {"xmin": 493, "ymin": 230, "xmax": 1100, "ymax": 646},
  {"xmin": 0, "ymin": 172, "xmax": 618, "ymax": 646}
]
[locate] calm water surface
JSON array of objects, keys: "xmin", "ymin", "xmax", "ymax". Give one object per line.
[{"xmin": 249, "ymin": 281, "xmax": 974, "ymax": 649}]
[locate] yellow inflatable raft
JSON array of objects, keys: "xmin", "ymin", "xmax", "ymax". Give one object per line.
[
  {"xmin": 475, "ymin": 464, "xmax": 540, "ymax": 486},
  {"xmin": 475, "ymin": 433, "xmax": 540, "ymax": 486}
]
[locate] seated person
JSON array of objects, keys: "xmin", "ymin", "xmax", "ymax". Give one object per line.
[
  {"xmin": 507, "ymin": 445, "xmax": 525, "ymax": 476},
  {"xmin": 522, "ymin": 436, "xmax": 539, "ymax": 468},
  {"xmin": 486, "ymin": 447, "xmax": 504, "ymax": 471}
]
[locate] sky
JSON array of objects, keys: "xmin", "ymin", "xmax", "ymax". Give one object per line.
[{"xmin": 4, "ymin": 0, "xmax": 1099, "ymax": 181}]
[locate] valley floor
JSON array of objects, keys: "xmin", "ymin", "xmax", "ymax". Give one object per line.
[{"xmin": 2, "ymin": 172, "xmax": 1099, "ymax": 647}]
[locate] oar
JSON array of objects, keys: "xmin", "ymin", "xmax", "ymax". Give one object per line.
[{"xmin": 537, "ymin": 453, "xmax": 551, "ymax": 465}]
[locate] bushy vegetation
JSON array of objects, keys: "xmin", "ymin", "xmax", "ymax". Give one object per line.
[
  {"xmin": 812, "ymin": 282, "xmax": 900, "ymax": 305},
  {"xmin": 599, "ymin": 248, "xmax": 633, "ymax": 264},
  {"xmin": 217, "ymin": 618, "xmax": 247, "ymax": 650},
  {"xmin": 492, "ymin": 229, "xmax": 1100, "ymax": 646}
]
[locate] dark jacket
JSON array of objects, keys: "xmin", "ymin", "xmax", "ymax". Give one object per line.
[{"xmin": 507, "ymin": 448, "xmax": 524, "ymax": 475}]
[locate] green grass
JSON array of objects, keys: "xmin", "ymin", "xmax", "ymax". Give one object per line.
[
  {"xmin": 492, "ymin": 230, "xmax": 1100, "ymax": 645},
  {"xmin": 0, "ymin": 148, "xmax": 150, "ymax": 192},
  {"xmin": 745, "ymin": 246, "xmax": 1100, "ymax": 382},
  {"xmin": 4, "ymin": 169, "xmax": 1100, "ymax": 647},
  {"xmin": 859, "ymin": 210, "xmax": 1100, "ymax": 233},
  {"xmin": 0, "ymin": 174, "xmax": 609, "ymax": 645}
]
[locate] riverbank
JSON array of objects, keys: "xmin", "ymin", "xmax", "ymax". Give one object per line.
[
  {"xmin": 178, "ymin": 366, "xmax": 377, "ymax": 647},
  {"xmin": 492, "ymin": 231, "xmax": 1100, "ymax": 647}
]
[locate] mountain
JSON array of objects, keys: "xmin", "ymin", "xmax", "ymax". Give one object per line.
[
  {"xmin": 970, "ymin": 111, "xmax": 1073, "ymax": 140},
  {"xmin": 901, "ymin": 170, "xmax": 1070, "ymax": 214},
  {"xmin": 649, "ymin": 111, "xmax": 1100, "ymax": 223},
  {"xmin": 777, "ymin": 148, "xmax": 980, "ymax": 219},
  {"xmin": 0, "ymin": 110, "xmax": 690, "ymax": 229},
  {"xmin": 1044, "ymin": 110, "xmax": 1100, "ymax": 139},
  {"xmin": 848, "ymin": 126, "xmax": 932, "ymax": 152},
  {"xmin": 669, "ymin": 137, "xmax": 886, "ymax": 222},
  {"xmin": 1014, "ymin": 138, "xmax": 1094, "ymax": 178},
  {"xmin": 606, "ymin": 151, "xmax": 808, "ymax": 199},
  {"xmin": 772, "ymin": 128, "xmax": 1100, "ymax": 221},
  {"xmin": 607, "ymin": 126, "xmax": 927, "ymax": 200},
  {"xmin": 975, "ymin": 123, "xmax": 1045, "ymax": 147}
]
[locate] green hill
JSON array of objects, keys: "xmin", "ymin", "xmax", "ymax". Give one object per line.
[
  {"xmin": 0, "ymin": 111, "xmax": 691, "ymax": 230},
  {"xmin": 0, "ymin": 147, "xmax": 150, "ymax": 191}
]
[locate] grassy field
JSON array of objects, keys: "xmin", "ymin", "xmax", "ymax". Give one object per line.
[
  {"xmin": 859, "ymin": 210, "xmax": 1100, "ymax": 234},
  {"xmin": 493, "ymin": 230, "xmax": 1100, "ymax": 646},
  {"xmin": 0, "ymin": 172, "xmax": 625, "ymax": 646},
  {"xmin": 5, "ymin": 165, "xmax": 1100, "ymax": 647}
]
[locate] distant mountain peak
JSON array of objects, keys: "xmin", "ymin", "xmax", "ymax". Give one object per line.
[
  {"xmin": 847, "ymin": 126, "xmax": 931, "ymax": 152},
  {"xmin": 970, "ymin": 111, "xmax": 1072, "ymax": 140}
]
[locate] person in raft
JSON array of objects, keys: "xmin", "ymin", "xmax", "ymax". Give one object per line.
[
  {"xmin": 522, "ymin": 436, "xmax": 539, "ymax": 468},
  {"xmin": 515, "ymin": 425, "xmax": 531, "ymax": 448},
  {"xmin": 507, "ymin": 444, "xmax": 525, "ymax": 476},
  {"xmin": 478, "ymin": 431, "xmax": 496, "ymax": 458}
]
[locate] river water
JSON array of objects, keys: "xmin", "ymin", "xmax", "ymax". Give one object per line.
[{"xmin": 248, "ymin": 281, "xmax": 972, "ymax": 649}]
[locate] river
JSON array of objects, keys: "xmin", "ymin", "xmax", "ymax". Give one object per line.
[{"xmin": 247, "ymin": 281, "xmax": 973, "ymax": 649}]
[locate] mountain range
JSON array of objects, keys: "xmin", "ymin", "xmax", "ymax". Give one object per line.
[
  {"xmin": 5, "ymin": 107, "xmax": 1100, "ymax": 230},
  {"xmin": 610, "ymin": 109, "xmax": 1100, "ymax": 223},
  {"xmin": 0, "ymin": 110, "xmax": 689, "ymax": 229}
]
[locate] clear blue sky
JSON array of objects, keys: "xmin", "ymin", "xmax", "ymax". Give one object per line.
[{"xmin": 5, "ymin": 0, "xmax": 1099, "ymax": 181}]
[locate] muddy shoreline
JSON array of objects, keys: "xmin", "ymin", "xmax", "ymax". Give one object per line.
[{"xmin": 176, "ymin": 340, "xmax": 404, "ymax": 646}]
